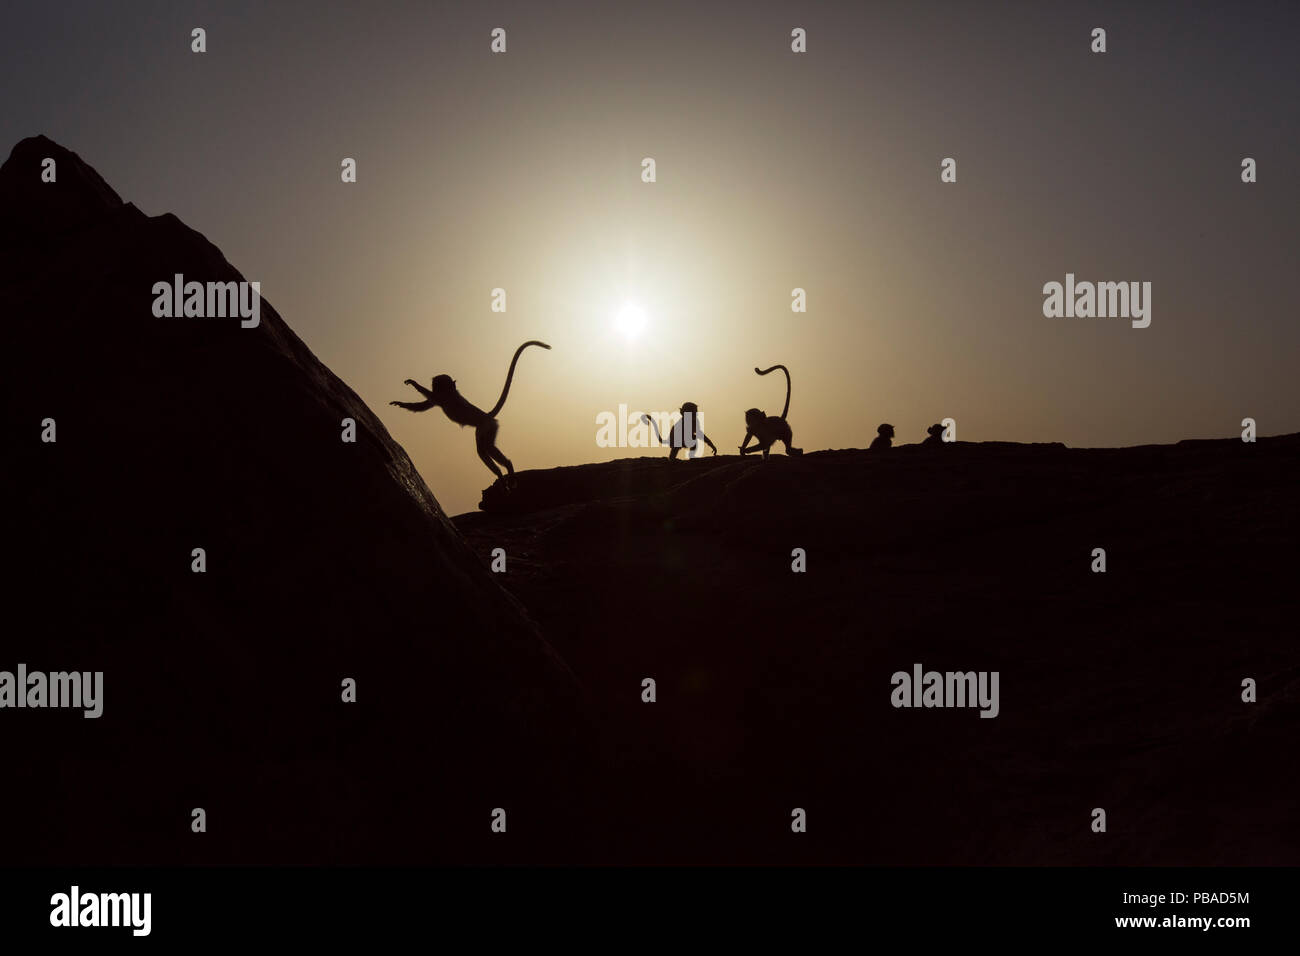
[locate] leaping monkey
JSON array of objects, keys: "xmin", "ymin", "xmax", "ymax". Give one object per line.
[{"xmin": 391, "ymin": 340, "xmax": 551, "ymax": 483}]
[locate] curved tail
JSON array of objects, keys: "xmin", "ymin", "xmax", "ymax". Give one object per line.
[
  {"xmin": 755, "ymin": 364, "xmax": 792, "ymax": 420},
  {"xmin": 641, "ymin": 413, "xmax": 667, "ymax": 444},
  {"xmin": 487, "ymin": 340, "xmax": 551, "ymax": 418}
]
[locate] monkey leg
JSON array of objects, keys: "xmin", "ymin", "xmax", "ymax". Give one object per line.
[
  {"xmin": 475, "ymin": 420, "xmax": 515, "ymax": 481},
  {"xmin": 490, "ymin": 446, "xmax": 514, "ymax": 475},
  {"xmin": 488, "ymin": 447, "xmax": 519, "ymax": 490},
  {"xmin": 472, "ymin": 425, "xmax": 502, "ymax": 478},
  {"xmin": 477, "ymin": 448, "xmax": 504, "ymax": 479}
]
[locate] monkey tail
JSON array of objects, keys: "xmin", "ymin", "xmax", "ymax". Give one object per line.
[
  {"xmin": 487, "ymin": 340, "xmax": 551, "ymax": 418},
  {"xmin": 640, "ymin": 413, "xmax": 666, "ymax": 444},
  {"xmin": 755, "ymin": 364, "xmax": 792, "ymax": 420}
]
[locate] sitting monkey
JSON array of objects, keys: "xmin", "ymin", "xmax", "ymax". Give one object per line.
[
  {"xmin": 869, "ymin": 423, "xmax": 895, "ymax": 451},
  {"xmin": 642, "ymin": 402, "xmax": 718, "ymax": 460}
]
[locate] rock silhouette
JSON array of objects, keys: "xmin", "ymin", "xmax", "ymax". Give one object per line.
[
  {"xmin": 461, "ymin": 437, "xmax": 1300, "ymax": 864},
  {"xmin": 0, "ymin": 137, "xmax": 590, "ymax": 864}
]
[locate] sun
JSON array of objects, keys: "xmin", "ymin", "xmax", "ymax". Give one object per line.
[{"xmin": 614, "ymin": 300, "xmax": 649, "ymax": 341}]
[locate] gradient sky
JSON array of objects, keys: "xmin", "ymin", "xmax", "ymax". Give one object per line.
[{"xmin": 3, "ymin": 0, "xmax": 1297, "ymax": 514}]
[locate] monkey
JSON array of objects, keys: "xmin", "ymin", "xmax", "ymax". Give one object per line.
[
  {"xmin": 390, "ymin": 340, "xmax": 551, "ymax": 484},
  {"xmin": 641, "ymin": 402, "xmax": 718, "ymax": 460},
  {"xmin": 922, "ymin": 423, "xmax": 946, "ymax": 446},
  {"xmin": 740, "ymin": 364, "xmax": 803, "ymax": 458},
  {"xmin": 869, "ymin": 423, "xmax": 895, "ymax": 451}
]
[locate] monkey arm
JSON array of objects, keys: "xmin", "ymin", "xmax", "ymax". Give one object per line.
[
  {"xmin": 702, "ymin": 432, "xmax": 718, "ymax": 454},
  {"xmin": 403, "ymin": 380, "xmax": 435, "ymax": 399},
  {"xmin": 390, "ymin": 398, "xmax": 436, "ymax": 411},
  {"xmin": 739, "ymin": 431, "xmax": 753, "ymax": 453}
]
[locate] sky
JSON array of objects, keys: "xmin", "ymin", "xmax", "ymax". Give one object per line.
[{"xmin": 2, "ymin": 0, "xmax": 1297, "ymax": 515}]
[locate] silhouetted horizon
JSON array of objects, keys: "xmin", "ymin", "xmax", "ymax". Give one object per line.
[{"xmin": 3, "ymin": 0, "xmax": 1296, "ymax": 513}]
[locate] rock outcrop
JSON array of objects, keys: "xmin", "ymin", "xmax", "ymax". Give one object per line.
[{"xmin": 0, "ymin": 137, "xmax": 591, "ymax": 864}]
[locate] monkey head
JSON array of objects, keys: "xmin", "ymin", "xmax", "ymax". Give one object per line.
[
  {"xmin": 927, "ymin": 423, "xmax": 945, "ymax": 439},
  {"xmin": 680, "ymin": 401, "xmax": 699, "ymax": 416},
  {"xmin": 429, "ymin": 374, "xmax": 457, "ymax": 400},
  {"xmin": 877, "ymin": 423, "xmax": 895, "ymax": 439},
  {"xmin": 745, "ymin": 408, "xmax": 766, "ymax": 428}
]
